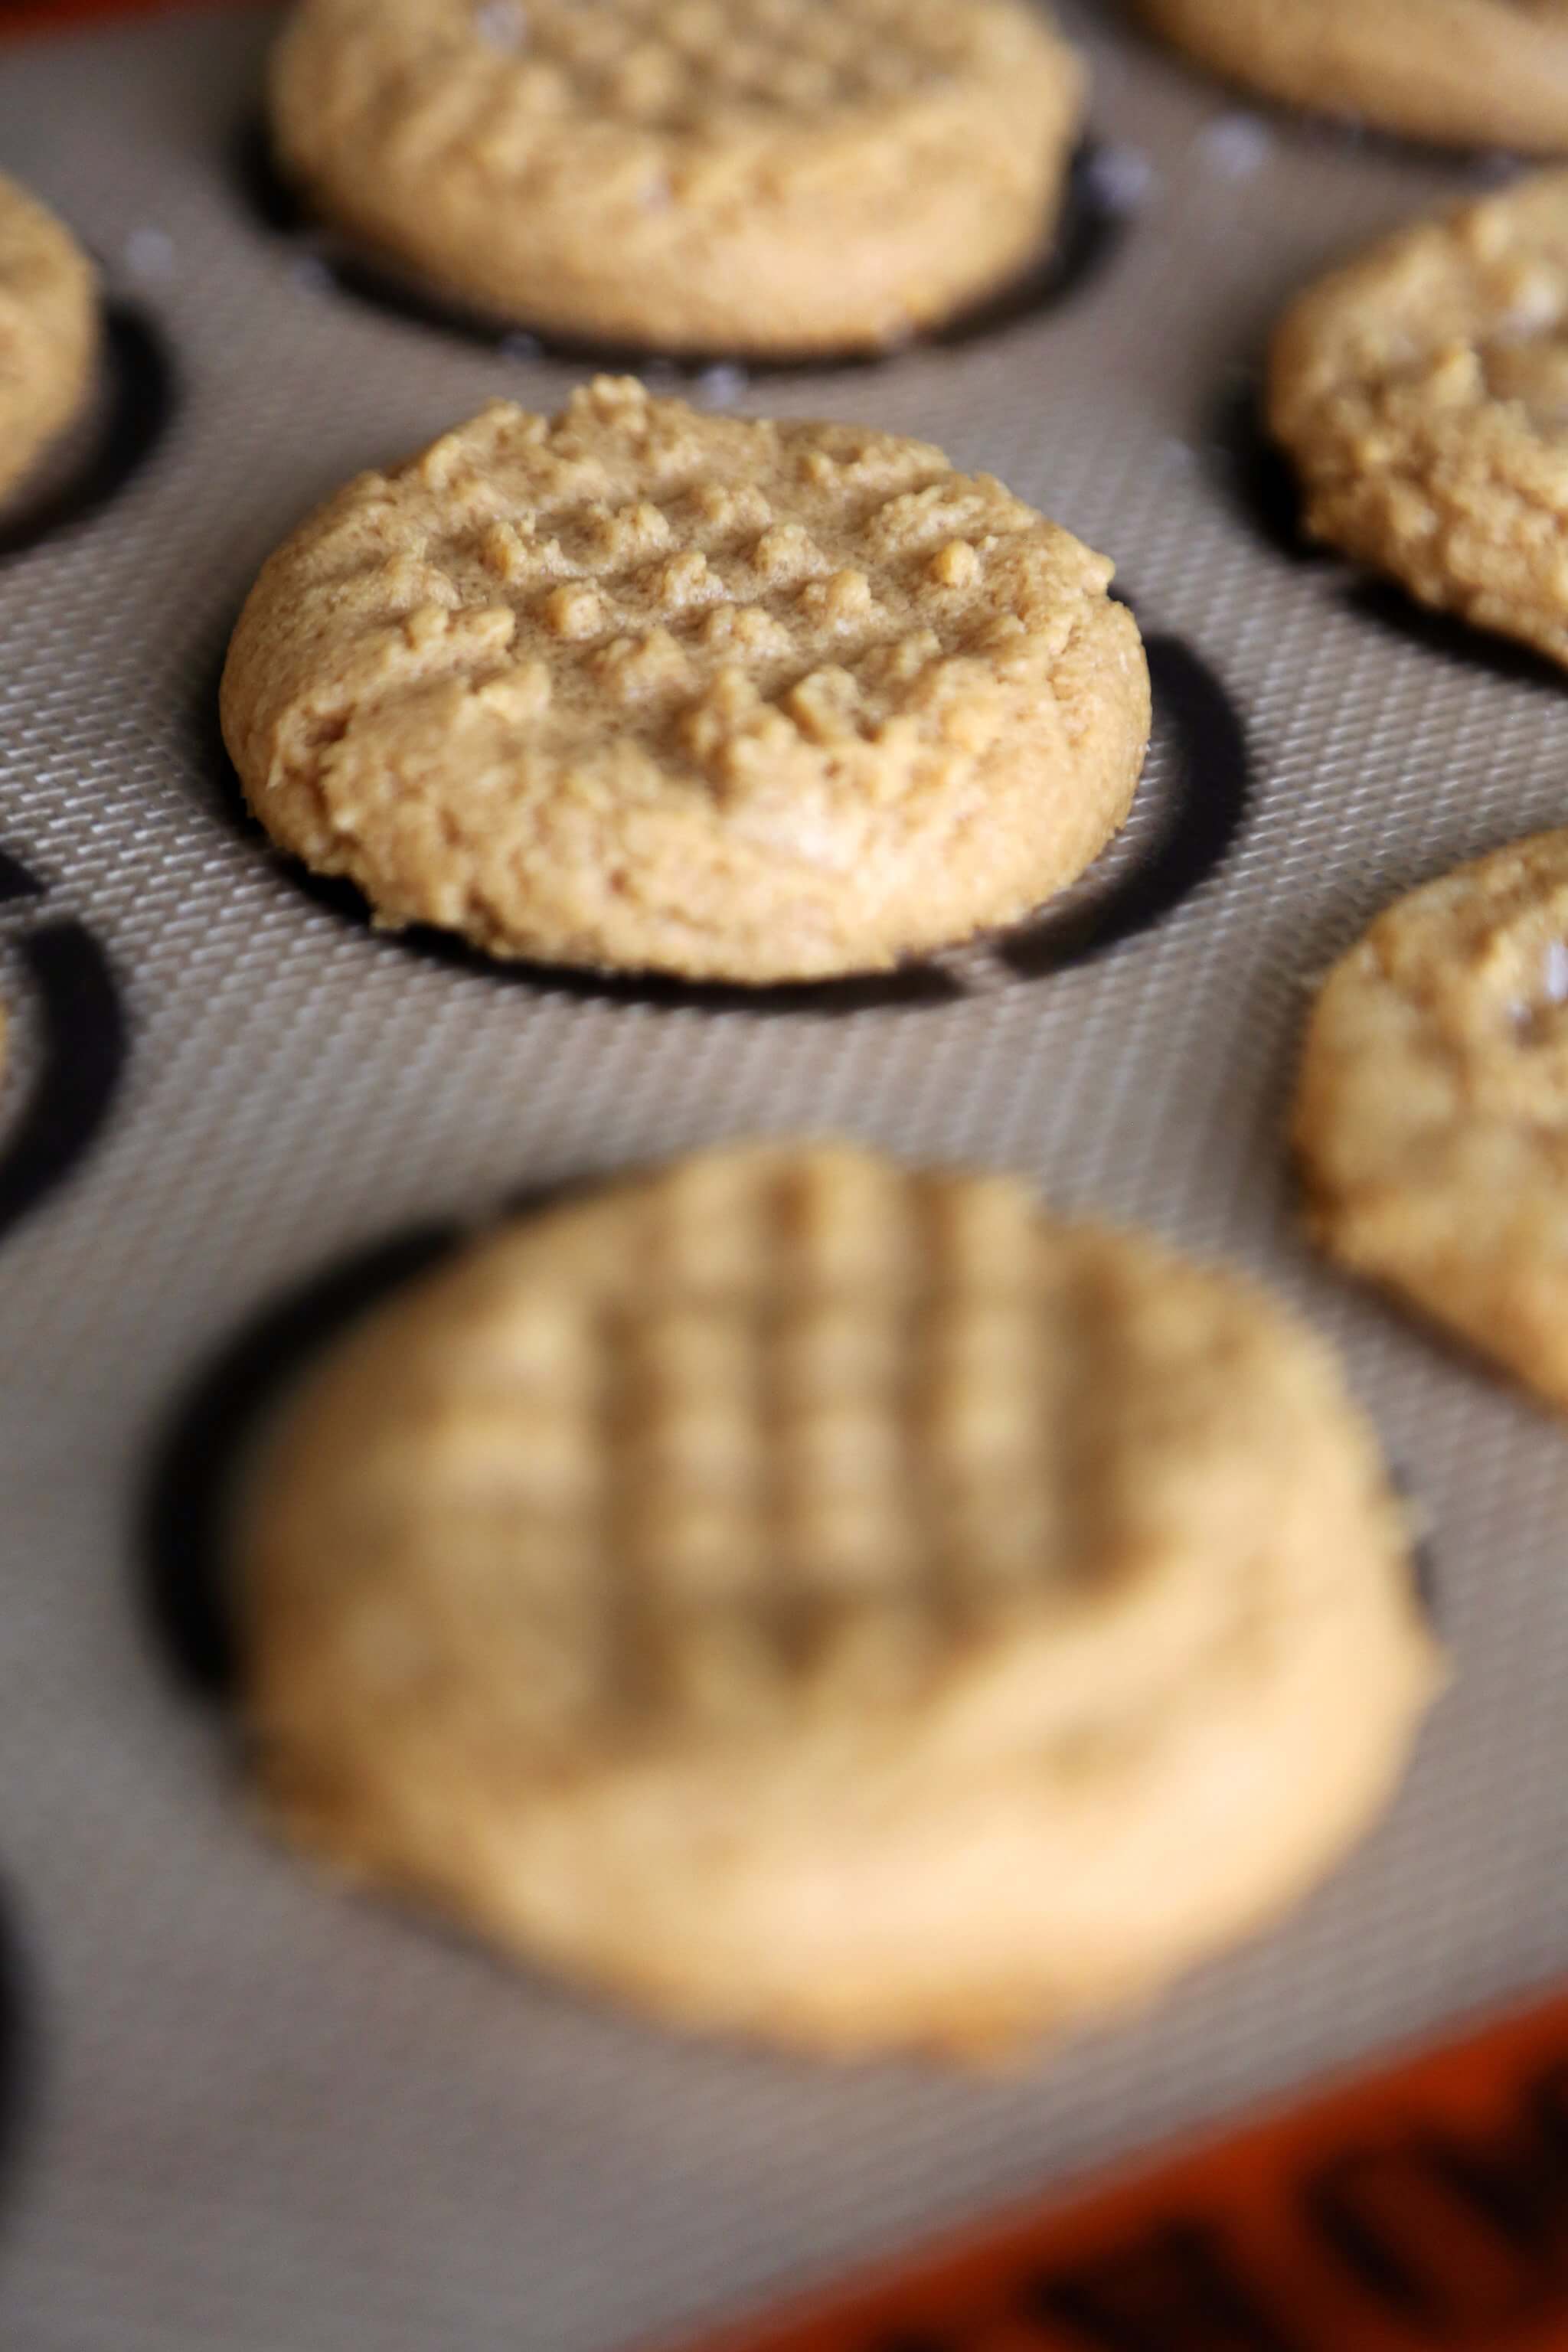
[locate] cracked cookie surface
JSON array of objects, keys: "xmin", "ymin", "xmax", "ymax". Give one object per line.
[
  {"xmin": 0, "ymin": 172, "xmax": 96, "ymax": 508},
  {"xmin": 1297, "ymin": 828, "xmax": 1568, "ymax": 1410},
  {"xmin": 1270, "ymin": 173, "xmax": 1568, "ymax": 668},
  {"xmin": 220, "ymin": 379, "xmax": 1150, "ymax": 982},
  {"xmin": 269, "ymin": 0, "xmax": 1084, "ymax": 355},
  {"xmin": 240, "ymin": 1140, "xmax": 1439, "ymax": 2057},
  {"xmin": 1134, "ymin": 0, "xmax": 1568, "ymax": 152}
]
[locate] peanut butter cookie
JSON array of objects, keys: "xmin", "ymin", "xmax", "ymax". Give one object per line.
[
  {"xmin": 220, "ymin": 380, "xmax": 1151, "ymax": 984},
  {"xmin": 0, "ymin": 172, "xmax": 96, "ymax": 510},
  {"xmin": 269, "ymin": 0, "xmax": 1085, "ymax": 356},
  {"xmin": 1297, "ymin": 828, "xmax": 1568, "ymax": 1410},
  {"xmin": 1271, "ymin": 172, "xmax": 1568, "ymax": 668},
  {"xmin": 240, "ymin": 1141, "xmax": 1439, "ymax": 2058},
  {"xmin": 1133, "ymin": 0, "xmax": 1568, "ymax": 153}
]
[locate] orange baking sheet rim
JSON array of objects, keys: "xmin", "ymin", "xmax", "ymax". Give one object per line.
[{"xmin": 669, "ymin": 1991, "xmax": 1568, "ymax": 2352}]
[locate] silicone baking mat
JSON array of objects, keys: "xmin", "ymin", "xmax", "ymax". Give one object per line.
[{"xmin": 3, "ymin": 4, "xmax": 1568, "ymax": 2347}]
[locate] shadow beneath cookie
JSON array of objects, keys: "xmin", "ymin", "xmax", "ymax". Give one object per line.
[
  {"xmin": 0, "ymin": 921, "xmax": 128, "ymax": 1248},
  {"xmin": 0, "ymin": 854, "xmax": 43, "ymax": 912},
  {"xmin": 1207, "ymin": 373, "xmax": 1318, "ymax": 564},
  {"xmin": 235, "ymin": 112, "xmax": 311, "ymax": 239},
  {"xmin": 0, "ymin": 302, "xmax": 175, "ymax": 561},
  {"xmin": 1385, "ymin": 1462, "xmax": 1440, "ymax": 1632},
  {"xmin": 139, "ymin": 1224, "xmax": 461, "ymax": 1704},
  {"xmin": 1261, "ymin": 107, "xmax": 1535, "ymax": 178},
  {"xmin": 0, "ymin": 839, "xmax": 129, "ymax": 1250},
  {"xmin": 1341, "ymin": 579, "xmax": 1566, "ymax": 691},
  {"xmin": 297, "ymin": 894, "xmax": 968, "ymax": 1012},
  {"xmin": 996, "ymin": 632, "xmax": 1251, "ymax": 978},
  {"xmin": 0, "ymin": 1886, "xmax": 38, "ymax": 2230},
  {"xmin": 236, "ymin": 117, "xmax": 1130, "ymax": 375}
]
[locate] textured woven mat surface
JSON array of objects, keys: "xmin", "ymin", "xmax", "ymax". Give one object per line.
[{"xmin": 2, "ymin": 6, "xmax": 1566, "ymax": 2347}]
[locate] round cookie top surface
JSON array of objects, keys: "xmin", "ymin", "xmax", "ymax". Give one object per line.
[
  {"xmin": 0, "ymin": 170, "xmax": 96, "ymax": 508},
  {"xmin": 243, "ymin": 1142, "xmax": 1438, "ymax": 2055},
  {"xmin": 1270, "ymin": 172, "xmax": 1568, "ymax": 668},
  {"xmin": 220, "ymin": 379, "xmax": 1150, "ymax": 983},
  {"xmin": 1132, "ymin": 0, "xmax": 1568, "ymax": 154},
  {"xmin": 269, "ymin": 0, "xmax": 1084, "ymax": 354},
  {"xmin": 1297, "ymin": 828, "xmax": 1568, "ymax": 1410}
]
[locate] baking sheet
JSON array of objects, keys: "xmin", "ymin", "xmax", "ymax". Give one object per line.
[{"xmin": 3, "ymin": 5, "xmax": 1568, "ymax": 2347}]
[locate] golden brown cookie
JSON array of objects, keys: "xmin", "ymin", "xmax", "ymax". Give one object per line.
[
  {"xmin": 1270, "ymin": 172, "xmax": 1568, "ymax": 668},
  {"xmin": 240, "ymin": 1141, "xmax": 1439, "ymax": 2059},
  {"xmin": 0, "ymin": 171, "xmax": 97, "ymax": 510},
  {"xmin": 220, "ymin": 380, "xmax": 1151, "ymax": 984},
  {"xmin": 1296, "ymin": 828, "xmax": 1568, "ymax": 1410},
  {"xmin": 268, "ymin": 0, "xmax": 1085, "ymax": 356},
  {"xmin": 1132, "ymin": 0, "xmax": 1568, "ymax": 152}
]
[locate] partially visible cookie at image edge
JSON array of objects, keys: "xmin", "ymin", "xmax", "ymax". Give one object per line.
[
  {"xmin": 1269, "ymin": 170, "xmax": 1568, "ymax": 668},
  {"xmin": 1296, "ymin": 827, "xmax": 1568, "ymax": 1411},
  {"xmin": 1132, "ymin": 0, "xmax": 1568, "ymax": 154},
  {"xmin": 220, "ymin": 377, "xmax": 1151, "ymax": 985},
  {"xmin": 0, "ymin": 169, "xmax": 97, "ymax": 510},
  {"xmin": 239, "ymin": 1139, "xmax": 1441, "ymax": 2059},
  {"xmin": 268, "ymin": 0, "xmax": 1086, "ymax": 358}
]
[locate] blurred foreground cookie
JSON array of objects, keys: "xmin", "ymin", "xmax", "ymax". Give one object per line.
[
  {"xmin": 0, "ymin": 171, "xmax": 96, "ymax": 508},
  {"xmin": 240, "ymin": 1142, "xmax": 1439, "ymax": 2057},
  {"xmin": 1132, "ymin": 0, "xmax": 1568, "ymax": 152},
  {"xmin": 220, "ymin": 380, "xmax": 1150, "ymax": 983},
  {"xmin": 1271, "ymin": 173, "xmax": 1568, "ymax": 667},
  {"xmin": 270, "ymin": 0, "xmax": 1083, "ymax": 357},
  {"xmin": 1297, "ymin": 828, "xmax": 1568, "ymax": 1410}
]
